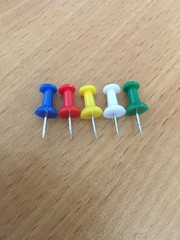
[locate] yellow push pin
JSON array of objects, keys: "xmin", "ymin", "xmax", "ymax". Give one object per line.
[{"xmin": 79, "ymin": 85, "xmax": 103, "ymax": 138}]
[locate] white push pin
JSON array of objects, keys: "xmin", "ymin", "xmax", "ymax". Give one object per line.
[{"xmin": 103, "ymin": 84, "xmax": 126, "ymax": 136}]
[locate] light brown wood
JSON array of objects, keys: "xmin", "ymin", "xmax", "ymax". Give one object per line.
[{"xmin": 0, "ymin": 0, "xmax": 180, "ymax": 239}]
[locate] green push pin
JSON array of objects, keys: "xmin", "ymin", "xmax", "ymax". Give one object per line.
[{"xmin": 122, "ymin": 81, "xmax": 149, "ymax": 134}]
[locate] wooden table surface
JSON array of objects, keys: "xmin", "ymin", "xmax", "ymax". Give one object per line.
[{"xmin": 0, "ymin": 0, "xmax": 179, "ymax": 239}]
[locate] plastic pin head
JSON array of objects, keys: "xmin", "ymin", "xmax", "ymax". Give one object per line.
[
  {"xmin": 103, "ymin": 84, "xmax": 126, "ymax": 136},
  {"xmin": 58, "ymin": 84, "xmax": 80, "ymax": 139},
  {"xmin": 34, "ymin": 84, "xmax": 57, "ymax": 138},
  {"xmin": 123, "ymin": 81, "xmax": 149, "ymax": 134},
  {"xmin": 79, "ymin": 85, "xmax": 103, "ymax": 138}
]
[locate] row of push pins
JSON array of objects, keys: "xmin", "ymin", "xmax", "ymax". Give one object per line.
[{"xmin": 34, "ymin": 81, "xmax": 148, "ymax": 139}]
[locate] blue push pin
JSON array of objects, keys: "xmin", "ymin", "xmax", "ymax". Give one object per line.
[{"xmin": 34, "ymin": 84, "xmax": 57, "ymax": 138}]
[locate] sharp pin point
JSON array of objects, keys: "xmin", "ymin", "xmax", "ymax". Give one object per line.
[
  {"xmin": 68, "ymin": 114, "xmax": 73, "ymax": 139},
  {"xmin": 135, "ymin": 111, "xmax": 143, "ymax": 135},
  {"xmin": 113, "ymin": 114, "xmax": 120, "ymax": 136},
  {"xmin": 91, "ymin": 114, "xmax": 98, "ymax": 139},
  {"xmin": 42, "ymin": 114, "xmax": 48, "ymax": 138}
]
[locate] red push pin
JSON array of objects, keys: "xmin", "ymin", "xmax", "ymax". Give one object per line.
[{"xmin": 58, "ymin": 84, "xmax": 81, "ymax": 139}]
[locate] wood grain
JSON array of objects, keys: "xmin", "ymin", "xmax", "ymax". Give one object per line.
[{"xmin": 0, "ymin": 0, "xmax": 180, "ymax": 239}]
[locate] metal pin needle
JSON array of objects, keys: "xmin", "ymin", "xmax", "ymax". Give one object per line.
[
  {"xmin": 42, "ymin": 114, "xmax": 48, "ymax": 138},
  {"xmin": 135, "ymin": 110, "xmax": 142, "ymax": 135},
  {"xmin": 113, "ymin": 114, "xmax": 120, "ymax": 136},
  {"xmin": 68, "ymin": 113, "xmax": 73, "ymax": 139},
  {"xmin": 91, "ymin": 114, "xmax": 98, "ymax": 139}
]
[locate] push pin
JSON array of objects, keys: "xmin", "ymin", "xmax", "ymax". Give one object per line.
[
  {"xmin": 79, "ymin": 85, "xmax": 103, "ymax": 138},
  {"xmin": 58, "ymin": 84, "xmax": 80, "ymax": 139},
  {"xmin": 34, "ymin": 84, "xmax": 57, "ymax": 138},
  {"xmin": 103, "ymin": 84, "xmax": 126, "ymax": 136},
  {"xmin": 122, "ymin": 81, "xmax": 149, "ymax": 135}
]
